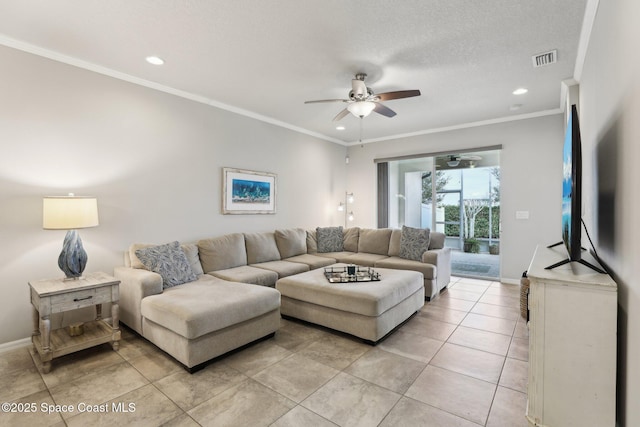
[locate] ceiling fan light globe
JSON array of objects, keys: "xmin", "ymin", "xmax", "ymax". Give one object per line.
[{"xmin": 347, "ymin": 101, "xmax": 376, "ymax": 118}]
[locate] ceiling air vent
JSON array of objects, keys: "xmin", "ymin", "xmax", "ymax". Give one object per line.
[{"xmin": 532, "ymin": 50, "xmax": 557, "ymax": 67}]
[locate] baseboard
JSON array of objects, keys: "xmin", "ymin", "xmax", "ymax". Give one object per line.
[
  {"xmin": 0, "ymin": 337, "xmax": 31, "ymax": 354},
  {"xmin": 501, "ymin": 277, "xmax": 520, "ymax": 285}
]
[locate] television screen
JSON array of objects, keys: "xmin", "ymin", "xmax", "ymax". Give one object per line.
[
  {"xmin": 547, "ymin": 105, "xmax": 605, "ymax": 273},
  {"xmin": 562, "ymin": 105, "xmax": 581, "ymax": 260}
]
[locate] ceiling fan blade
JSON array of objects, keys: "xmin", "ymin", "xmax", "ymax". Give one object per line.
[
  {"xmin": 304, "ymin": 99, "xmax": 348, "ymax": 104},
  {"xmin": 332, "ymin": 108, "xmax": 350, "ymax": 121},
  {"xmin": 373, "ymin": 102, "xmax": 397, "ymax": 118},
  {"xmin": 375, "ymin": 89, "xmax": 421, "ymax": 101},
  {"xmin": 460, "ymin": 155, "xmax": 482, "ymax": 161}
]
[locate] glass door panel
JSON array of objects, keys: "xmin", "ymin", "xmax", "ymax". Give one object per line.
[{"xmin": 388, "ymin": 157, "xmax": 434, "ymax": 229}]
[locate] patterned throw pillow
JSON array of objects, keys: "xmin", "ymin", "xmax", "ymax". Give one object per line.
[
  {"xmin": 135, "ymin": 241, "xmax": 197, "ymax": 288},
  {"xmin": 316, "ymin": 226, "xmax": 344, "ymax": 253},
  {"xmin": 399, "ymin": 226, "xmax": 431, "ymax": 261}
]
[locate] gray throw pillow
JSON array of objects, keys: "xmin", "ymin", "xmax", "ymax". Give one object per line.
[
  {"xmin": 399, "ymin": 226, "xmax": 431, "ymax": 261},
  {"xmin": 135, "ymin": 241, "xmax": 197, "ymax": 288},
  {"xmin": 316, "ymin": 226, "xmax": 344, "ymax": 253}
]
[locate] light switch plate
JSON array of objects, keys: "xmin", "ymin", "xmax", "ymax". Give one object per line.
[{"xmin": 516, "ymin": 211, "xmax": 530, "ymax": 220}]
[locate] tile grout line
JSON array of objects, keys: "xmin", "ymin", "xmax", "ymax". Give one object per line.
[{"xmin": 434, "ymin": 280, "xmax": 521, "ymax": 426}]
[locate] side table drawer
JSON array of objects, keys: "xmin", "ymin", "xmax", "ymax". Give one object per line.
[{"xmin": 50, "ymin": 286, "xmax": 113, "ymax": 313}]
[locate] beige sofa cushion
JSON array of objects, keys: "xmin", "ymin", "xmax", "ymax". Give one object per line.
[
  {"xmin": 245, "ymin": 232, "xmax": 281, "ymax": 264},
  {"xmin": 275, "ymin": 228, "xmax": 307, "ymax": 258},
  {"xmin": 343, "ymin": 227, "xmax": 360, "ymax": 252},
  {"xmin": 284, "ymin": 254, "xmax": 336, "ymax": 269},
  {"xmin": 388, "ymin": 229, "xmax": 402, "ymax": 257},
  {"xmin": 129, "ymin": 243, "xmax": 152, "ymax": 269},
  {"xmin": 129, "ymin": 243, "xmax": 153, "ymax": 269},
  {"xmin": 180, "ymin": 243, "xmax": 205, "ymax": 276},
  {"xmin": 429, "ymin": 231, "xmax": 446, "ymax": 249},
  {"xmin": 141, "ymin": 279, "xmax": 281, "ymax": 340},
  {"xmin": 342, "ymin": 253, "xmax": 389, "ymax": 267},
  {"xmin": 375, "ymin": 256, "xmax": 436, "ymax": 280},
  {"xmin": 306, "ymin": 230, "xmax": 318, "ymax": 253},
  {"xmin": 315, "ymin": 251, "xmax": 356, "ymax": 263},
  {"xmin": 208, "ymin": 265, "xmax": 279, "ymax": 287},
  {"xmin": 251, "ymin": 260, "xmax": 309, "ymax": 277},
  {"xmin": 198, "ymin": 233, "xmax": 247, "ymax": 272},
  {"xmin": 358, "ymin": 228, "xmax": 392, "ymax": 255}
]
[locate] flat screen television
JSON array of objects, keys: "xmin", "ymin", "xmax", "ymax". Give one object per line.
[{"xmin": 546, "ymin": 104, "xmax": 605, "ymax": 273}]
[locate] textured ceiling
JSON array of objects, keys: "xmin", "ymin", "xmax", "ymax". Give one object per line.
[{"xmin": 0, "ymin": 0, "xmax": 587, "ymax": 144}]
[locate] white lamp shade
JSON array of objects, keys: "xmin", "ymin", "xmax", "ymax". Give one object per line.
[
  {"xmin": 43, "ymin": 196, "xmax": 99, "ymax": 230},
  {"xmin": 346, "ymin": 193, "xmax": 355, "ymax": 204},
  {"xmin": 347, "ymin": 101, "xmax": 376, "ymax": 118}
]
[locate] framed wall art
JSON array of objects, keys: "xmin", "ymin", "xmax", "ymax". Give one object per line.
[{"xmin": 222, "ymin": 167, "xmax": 277, "ymax": 214}]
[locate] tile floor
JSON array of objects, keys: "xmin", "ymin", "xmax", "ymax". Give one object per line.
[{"xmin": 0, "ymin": 276, "xmax": 529, "ymax": 426}]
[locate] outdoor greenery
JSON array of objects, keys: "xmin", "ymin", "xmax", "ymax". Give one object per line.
[
  {"xmin": 444, "ymin": 205, "xmax": 500, "ymax": 238},
  {"xmin": 421, "ymin": 166, "xmax": 501, "ymax": 243},
  {"xmin": 490, "ymin": 167, "xmax": 500, "ymax": 204},
  {"xmin": 463, "ymin": 238, "xmax": 480, "ymax": 253},
  {"xmin": 422, "ymin": 171, "xmax": 450, "ymax": 204}
]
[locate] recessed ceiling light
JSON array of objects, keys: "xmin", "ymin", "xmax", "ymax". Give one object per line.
[
  {"xmin": 336, "ymin": 126, "xmax": 345, "ymax": 130},
  {"xmin": 145, "ymin": 56, "xmax": 165, "ymax": 65},
  {"xmin": 513, "ymin": 88, "xmax": 528, "ymax": 95}
]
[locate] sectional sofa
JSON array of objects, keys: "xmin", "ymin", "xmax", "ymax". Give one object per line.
[{"xmin": 114, "ymin": 227, "xmax": 450, "ymax": 370}]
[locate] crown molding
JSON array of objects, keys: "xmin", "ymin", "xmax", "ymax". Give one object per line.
[
  {"xmin": 351, "ymin": 109, "xmax": 563, "ymax": 145},
  {"xmin": 1, "ymin": 33, "xmax": 572, "ymax": 149},
  {"xmin": 0, "ymin": 35, "xmax": 345, "ymax": 146},
  {"xmin": 574, "ymin": 0, "xmax": 600, "ymax": 82}
]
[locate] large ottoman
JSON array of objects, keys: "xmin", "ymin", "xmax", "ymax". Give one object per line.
[
  {"xmin": 140, "ymin": 278, "xmax": 281, "ymax": 371},
  {"xmin": 275, "ymin": 263, "xmax": 424, "ymax": 343}
]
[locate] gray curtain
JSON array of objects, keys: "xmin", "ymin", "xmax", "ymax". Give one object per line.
[{"xmin": 377, "ymin": 162, "xmax": 388, "ymax": 228}]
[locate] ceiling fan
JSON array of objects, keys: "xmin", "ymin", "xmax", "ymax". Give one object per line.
[
  {"xmin": 304, "ymin": 73, "xmax": 421, "ymax": 121},
  {"xmin": 446, "ymin": 154, "xmax": 482, "ymax": 167}
]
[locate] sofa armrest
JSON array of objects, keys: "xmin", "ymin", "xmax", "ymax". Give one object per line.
[
  {"xmin": 422, "ymin": 248, "xmax": 445, "ymax": 265},
  {"xmin": 422, "ymin": 247, "xmax": 451, "ymax": 290},
  {"xmin": 113, "ymin": 266, "xmax": 163, "ymax": 334}
]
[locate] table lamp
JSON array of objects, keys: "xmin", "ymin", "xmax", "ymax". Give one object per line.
[{"xmin": 43, "ymin": 194, "xmax": 99, "ymax": 279}]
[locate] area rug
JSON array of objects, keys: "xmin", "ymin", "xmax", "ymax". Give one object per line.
[{"xmin": 452, "ymin": 262, "xmax": 492, "ymax": 274}]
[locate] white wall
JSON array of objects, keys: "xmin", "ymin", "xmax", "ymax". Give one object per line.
[
  {"xmin": 0, "ymin": 45, "xmax": 347, "ymax": 345},
  {"xmin": 346, "ymin": 114, "xmax": 565, "ymax": 282},
  {"xmin": 578, "ymin": 0, "xmax": 640, "ymax": 424}
]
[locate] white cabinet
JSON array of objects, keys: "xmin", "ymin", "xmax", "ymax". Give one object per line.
[{"xmin": 526, "ymin": 245, "xmax": 617, "ymax": 427}]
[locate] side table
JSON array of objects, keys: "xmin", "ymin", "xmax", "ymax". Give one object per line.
[{"xmin": 29, "ymin": 271, "xmax": 121, "ymax": 373}]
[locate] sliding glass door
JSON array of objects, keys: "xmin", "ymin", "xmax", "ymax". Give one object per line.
[{"xmin": 384, "ymin": 148, "xmax": 501, "ymax": 280}]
